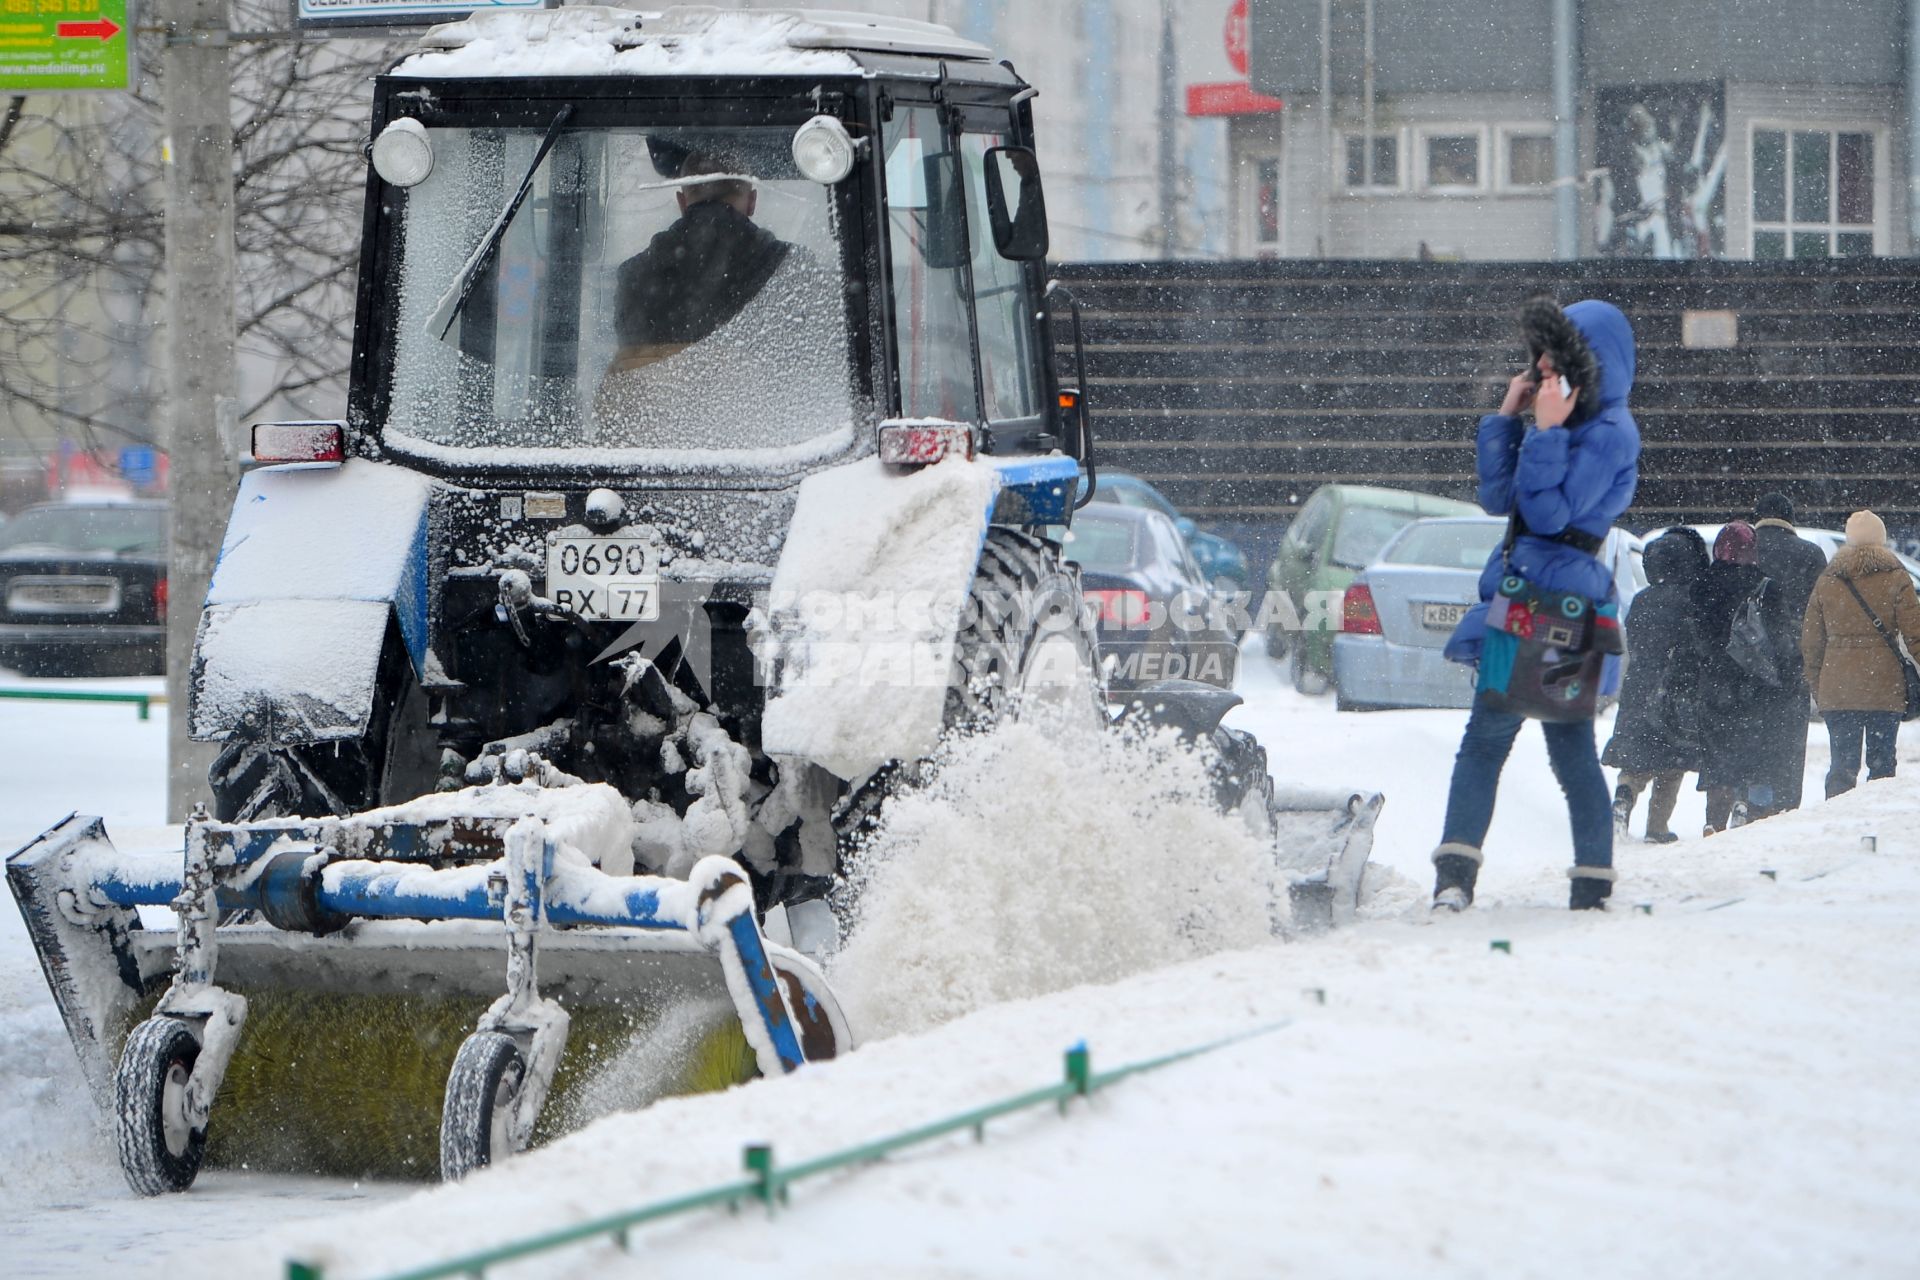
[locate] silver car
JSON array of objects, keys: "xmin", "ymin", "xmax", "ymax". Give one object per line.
[{"xmin": 1332, "ymin": 517, "xmax": 1644, "ymax": 712}]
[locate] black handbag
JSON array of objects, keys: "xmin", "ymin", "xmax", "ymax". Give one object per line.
[
  {"xmin": 1725, "ymin": 579, "xmax": 1781, "ymax": 687},
  {"xmin": 1837, "ymin": 575, "xmax": 1920, "ymax": 722}
]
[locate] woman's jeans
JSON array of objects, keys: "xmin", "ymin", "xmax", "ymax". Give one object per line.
[
  {"xmin": 1441, "ymin": 694, "xmax": 1613, "ymax": 870},
  {"xmin": 1825, "ymin": 710, "xmax": 1899, "ymax": 797}
]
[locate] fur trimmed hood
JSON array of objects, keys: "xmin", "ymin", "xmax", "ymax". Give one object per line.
[
  {"xmin": 1519, "ymin": 297, "xmax": 1635, "ymax": 422},
  {"xmin": 1826, "ymin": 543, "xmax": 1905, "ymax": 582}
]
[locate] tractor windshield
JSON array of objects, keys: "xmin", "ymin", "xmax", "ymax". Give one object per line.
[{"xmin": 383, "ymin": 124, "xmax": 857, "ymax": 468}]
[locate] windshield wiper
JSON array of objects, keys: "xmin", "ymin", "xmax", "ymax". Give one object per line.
[{"xmin": 425, "ymin": 105, "xmax": 575, "ymax": 341}]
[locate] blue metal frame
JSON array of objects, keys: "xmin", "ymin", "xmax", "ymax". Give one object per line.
[{"xmin": 47, "ymin": 812, "xmax": 819, "ymax": 1087}]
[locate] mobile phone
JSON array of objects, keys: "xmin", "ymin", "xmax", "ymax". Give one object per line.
[{"xmin": 1555, "ymin": 375, "xmax": 1572, "ymax": 400}]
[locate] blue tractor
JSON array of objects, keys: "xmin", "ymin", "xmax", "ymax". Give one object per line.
[{"xmin": 8, "ymin": 7, "xmax": 1379, "ymax": 1196}]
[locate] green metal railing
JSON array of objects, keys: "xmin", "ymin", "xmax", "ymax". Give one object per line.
[
  {"xmin": 286, "ymin": 1021, "xmax": 1292, "ymax": 1280},
  {"xmin": 0, "ymin": 687, "xmax": 164, "ymax": 720}
]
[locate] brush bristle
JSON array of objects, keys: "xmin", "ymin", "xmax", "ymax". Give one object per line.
[{"xmin": 122, "ymin": 989, "xmax": 758, "ymax": 1180}]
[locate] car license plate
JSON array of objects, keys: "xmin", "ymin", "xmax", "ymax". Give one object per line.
[
  {"xmin": 545, "ymin": 536, "xmax": 659, "ymax": 621},
  {"xmin": 1422, "ymin": 602, "xmax": 1469, "ymax": 629},
  {"xmin": 8, "ymin": 577, "xmax": 118, "ymax": 613}
]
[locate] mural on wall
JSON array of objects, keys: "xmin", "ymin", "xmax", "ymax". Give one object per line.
[{"xmin": 1592, "ymin": 82, "xmax": 1728, "ymax": 258}]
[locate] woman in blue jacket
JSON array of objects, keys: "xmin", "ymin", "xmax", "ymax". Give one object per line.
[{"xmin": 1434, "ymin": 298, "xmax": 1641, "ymax": 912}]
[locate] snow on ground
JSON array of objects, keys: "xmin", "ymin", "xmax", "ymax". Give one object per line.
[{"xmin": 4, "ymin": 655, "xmax": 1920, "ymax": 1278}]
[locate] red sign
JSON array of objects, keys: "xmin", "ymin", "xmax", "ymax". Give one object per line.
[
  {"xmin": 1186, "ymin": 81, "xmax": 1283, "ymax": 117},
  {"xmin": 1225, "ymin": 0, "xmax": 1250, "ymax": 76}
]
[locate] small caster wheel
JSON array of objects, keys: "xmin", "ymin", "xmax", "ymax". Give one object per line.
[
  {"xmin": 440, "ymin": 1031, "xmax": 527, "ymax": 1181},
  {"xmin": 115, "ymin": 1017, "xmax": 206, "ymax": 1195}
]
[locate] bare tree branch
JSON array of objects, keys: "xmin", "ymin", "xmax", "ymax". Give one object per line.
[{"xmin": 0, "ymin": 12, "xmax": 405, "ymax": 465}]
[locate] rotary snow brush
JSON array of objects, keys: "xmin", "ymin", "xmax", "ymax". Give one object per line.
[
  {"xmin": 119, "ymin": 987, "xmax": 757, "ymax": 1178},
  {"xmin": 7, "ymin": 787, "xmax": 850, "ymax": 1193}
]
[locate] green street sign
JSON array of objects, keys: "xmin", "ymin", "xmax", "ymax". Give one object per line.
[{"xmin": 0, "ymin": 0, "xmax": 132, "ymax": 93}]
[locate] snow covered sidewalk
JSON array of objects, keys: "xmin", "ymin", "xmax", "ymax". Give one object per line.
[{"xmin": 229, "ymin": 782, "xmax": 1920, "ymax": 1280}]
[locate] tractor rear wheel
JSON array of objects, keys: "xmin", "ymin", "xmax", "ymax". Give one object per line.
[{"xmin": 945, "ymin": 527, "xmax": 1104, "ymax": 729}]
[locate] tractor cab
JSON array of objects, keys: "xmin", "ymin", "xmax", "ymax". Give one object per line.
[{"xmin": 351, "ymin": 6, "xmax": 1082, "ymax": 485}]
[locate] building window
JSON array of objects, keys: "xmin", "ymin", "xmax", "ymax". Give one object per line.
[
  {"xmin": 1751, "ymin": 127, "xmax": 1877, "ymax": 258},
  {"xmin": 1341, "ymin": 131, "xmax": 1401, "ymax": 191},
  {"xmin": 1255, "ymin": 157, "xmax": 1281, "ymax": 244},
  {"xmin": 1416, "ymin": 128, "xmax": 1487, "ymax": 192},
  {"xmin": 1501, "ymin": 129, "xmax": 1553, "ymax": 189}
]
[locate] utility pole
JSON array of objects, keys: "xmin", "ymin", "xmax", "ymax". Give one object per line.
[
  {"xmin": 1551, "ymin": 0, "xmax": 1579, "ymax": 259},
  {"xmin": 159, "ymin": 0, "xmax": 240, "ymax": 820},
  {"xmin": 1157, "ymin": 0, "xmax": 1178, "ymax": 258}
]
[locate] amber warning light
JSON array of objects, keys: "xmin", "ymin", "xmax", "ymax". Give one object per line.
[{"xmin": 250, "ymin": 422, "xmax": 345, "ymax": 466}]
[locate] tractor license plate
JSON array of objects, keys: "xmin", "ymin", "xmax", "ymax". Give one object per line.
[
  {"xmin": 1422, "ymin": 602, "xmax": 1469, "ymax": 629},
  {"xmin": 545, "ymin": 536, "xmax": 659, "ymax": 621}
]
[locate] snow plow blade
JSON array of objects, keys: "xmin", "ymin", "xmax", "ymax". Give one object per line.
[
  {"xmin": 7, "ymin": 798, "xmax": 850, "ymax": 1188},
  {"xmin": 1277, "ymin": 788, "xmax": 1386, "ymax": 933}
]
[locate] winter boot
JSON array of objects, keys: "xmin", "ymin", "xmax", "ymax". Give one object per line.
[
  {"xmin": 1431, "ymin": 842, "xmax": 1483, "ymax": 913},
  {"xmin": 1569, "ymin": 865, "xmax": 1615, "ymax": 911},
  {"xmin": 1611, "ymin": 784, "xmax": 1633, "ymax": 840},
  {"xmin": 1645, "ymin": 830, "xmax": 1679, "ymax": 845}
]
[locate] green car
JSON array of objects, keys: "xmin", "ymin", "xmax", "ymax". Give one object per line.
[{"xmin": 1264, "ymin": 484, "xmax": 1481, "ymax": 693}]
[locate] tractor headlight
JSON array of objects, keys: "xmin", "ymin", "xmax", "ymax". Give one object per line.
[
  {"xmin": 371, "ymin": 118, "xmax": 435, "ymax": 188},
  {"xmin": 792, "ymin": 115, "xmax": 856, "ymax": 185}
]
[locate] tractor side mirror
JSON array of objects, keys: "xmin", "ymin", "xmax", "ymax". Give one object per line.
[{"xmin": 982, "ymin": 146, "xmax": 1049, "ymax": 260}]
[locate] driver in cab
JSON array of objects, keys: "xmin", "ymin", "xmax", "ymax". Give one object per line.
[
  {"xmin": 607, "ymin": 153, "xmax": 793, "ymax": 373},
  {"xmin": 594, "ymin": 149, "xmax": 844, "ymax": 448}
]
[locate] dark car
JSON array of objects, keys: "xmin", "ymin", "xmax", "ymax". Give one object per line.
[
  {"xmin": 0, "ymin": 500, "xmax": 168, "ymax": 676},
  {"xmin": 1064, "ymin": 505, "xmax": 1238, "ymax": 698},
  {"xmin": 1086, "ymin": 471, "xmax": 1251, "ymax": 588}
]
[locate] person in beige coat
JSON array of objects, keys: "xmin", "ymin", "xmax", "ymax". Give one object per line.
[{"xmin": 1800, "ymin": 510, "xmax": 1920, "ymax": 796}]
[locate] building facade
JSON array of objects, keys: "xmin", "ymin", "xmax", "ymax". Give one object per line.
[
  {"xmin": 1238, "ymin": 0, "xmax": 1915, "ymax": 261},
  {"xmin": 721, "ymin": 0, "xmax": 1228, "ymax": 257}
]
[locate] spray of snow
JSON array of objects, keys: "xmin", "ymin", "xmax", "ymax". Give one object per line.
[
  {"xmin": 555, "ymin": 996, "xmax": 737, "ymax": 1129},
  {"xmin": 829, "ymin": 715, "xmax": 1278, "ymax": 1040}
]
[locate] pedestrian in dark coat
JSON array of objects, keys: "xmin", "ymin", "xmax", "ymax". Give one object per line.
[
  {"xmin": 1801, "ymin": 510, "xmax": 1920, "ymax": 795},
  {"xmin": 1602, "ymin": 529, "xmax": 1708, "ymax": 842},
  {"xmin": 1694, "ymin": 522, "xmax": 1796, "ymax": 833},
  {"xmin": 1434, "ymin": 298, "xmax": 1640, "ymax": 913},
  {"xmin": 1748, "ymin": 493, "xmax": 1828, "ymax": 814}
]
